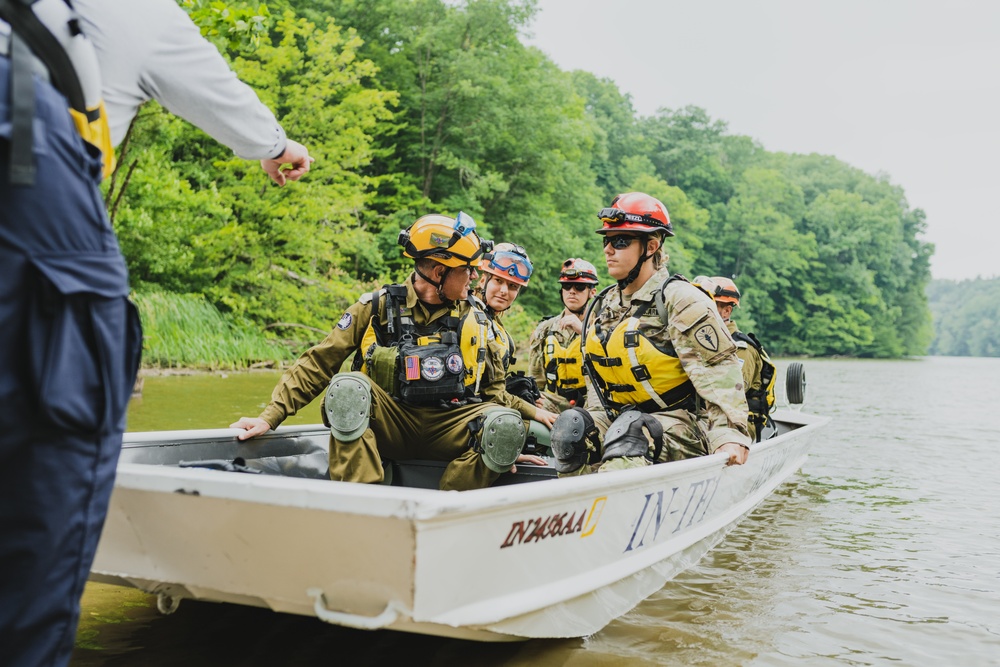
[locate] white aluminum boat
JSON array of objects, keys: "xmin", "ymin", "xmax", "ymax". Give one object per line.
[{"xmin": 91, "ymin": 409, "xmax": 829, "ymax": 641}]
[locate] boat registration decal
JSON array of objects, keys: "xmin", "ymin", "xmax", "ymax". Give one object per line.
[
  {"xmin": 500, "ymin": 496, "xmax": 606, "ymax": 549},
  {"xmin": 624, "ymin": 474, "xmax": 721, "ymax": 553}
]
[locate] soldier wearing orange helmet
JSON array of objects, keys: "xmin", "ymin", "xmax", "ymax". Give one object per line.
[
  {"xmin": 549, "ymin": 192, "xmax": 751, "ymax": 475},
  {"xmin": 233, "ymin": 213, "xmax": 541, "ymax": 490},
  {"xmin": 695, "ymin": 276, "xmax": 777, "ymax": 442}
]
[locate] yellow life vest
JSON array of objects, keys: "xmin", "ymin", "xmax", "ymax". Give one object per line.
[
  {"xmin": 543, "ymin": 332, "xmax": 585, "ymax": 394},
  {"xmin": 731, "ymin": 330, "xmax": 776, "ymax": 424},
  {"xmin": 583, "ymin": 298, "xmax": 695, "ymax": 413},
  {"xmin": 458, "ymin": 299, "xmax": 491, "ymax": 393}
]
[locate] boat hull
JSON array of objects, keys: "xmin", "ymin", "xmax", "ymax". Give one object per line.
[{"xmin": 91, "ymin": 409, "xmax": 829, "ymax": 640}]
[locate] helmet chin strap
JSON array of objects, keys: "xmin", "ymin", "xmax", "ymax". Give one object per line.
[
  {"xmin": 415, "ymin": 264, "xmax": 453, "ymax": 303},
  {"xmin": 618, "ymin": 251, "xmax": 648, "ymax": 291}
]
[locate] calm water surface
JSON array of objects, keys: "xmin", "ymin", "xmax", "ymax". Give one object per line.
[{"xmin": 71, "ymin": 357, "xmax": 1000, "ymax": 666}]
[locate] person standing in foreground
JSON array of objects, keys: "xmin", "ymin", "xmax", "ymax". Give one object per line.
[
  {"xmin": 527, "ymin": 258, "xmax": 599, "ymax": 413},
  {"xmin": 696, "ymin": 276, "xmax": 777, "ymax": 442},
  {"xmin": 549, "ymin": 192, "xmax": 751, "ymax": 476},
  {"xmin": 0, "ymin": 1, "xmax": 311, "ymax": 665},
  {"xmin": 231, "ymin": 214, "xmax": 538, "ymax": 491}
]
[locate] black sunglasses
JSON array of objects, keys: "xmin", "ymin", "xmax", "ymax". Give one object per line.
[
  {"xmin": 602, "ymin": 235, "xmax": 640, "ymax": 250},
  {"xmin": 561, "ymin": 284, "xmax": 590, "ymax": 292}
]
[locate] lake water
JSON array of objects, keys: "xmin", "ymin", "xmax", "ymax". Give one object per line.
[{"xmin": 70, "ymin": 357, "xmax": 1000, "ymax": 666}]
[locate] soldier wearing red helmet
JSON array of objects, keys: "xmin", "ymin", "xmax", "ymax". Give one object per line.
[
  {"xmin": 528, "ymin": 258, "xmax": 600, "ymax": 413},
  {"xmin": 549, "ymin": 193, "xmax": 751, "ymax": 475}
]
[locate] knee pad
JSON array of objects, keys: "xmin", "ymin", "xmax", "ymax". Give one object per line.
[
  {"xmin": 550, "ymin": 407, "xmax": 597, "ymax": 474},
  {"xmin": 602, "ymin": 410, "xmax": 663, "ymax": 463},
  {"xmin": 472, "ymin": 407, "xmax": 526, "ymax": 473},
  {"xmin": 323, "ymin": 372, "xmax": 372, "ymax": 442},
  {"xmin": 525, "ymin": 419, "xmax": 551, "ymax": 456}
]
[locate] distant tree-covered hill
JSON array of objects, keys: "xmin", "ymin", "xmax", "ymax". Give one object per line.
[
  {"xmin": 927, "ymin": 277, "xmax": 1000, "ymax": 357},
  {"xmin": 111, "ymin": 0, "xmax": 937, "ymax": 364}
]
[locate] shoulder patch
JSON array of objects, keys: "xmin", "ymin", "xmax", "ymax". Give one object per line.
[
  {"xmin": 694, "ymin": 323, "xmax": 720, "ymax": 352},
  {"xmin": 336, "ymin": 312, "xmax": 353, "ymax": 330}
]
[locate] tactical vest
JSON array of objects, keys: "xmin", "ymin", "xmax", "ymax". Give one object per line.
[
  {"xmin": 731, "ymin": 330, "xmax": 776, "ymax": 428},
  {"xmin": 351, "ymin": 285, "xmax": 472, "ymax": 407},
  {"xmin": 543, "ymin": 329, "xmax": 586, "ymax": 399},
  {"xmin": 583, "ymin": 277, "xmax": 696, "ymax": 415},
  {"xmin": 1, "ymin": 0, "xmax": 114, "ymax": 185}
]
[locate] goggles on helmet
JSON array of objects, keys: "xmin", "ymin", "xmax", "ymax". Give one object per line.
[
  {"xmin": 486, "ymin": 249, "xmax": 533, "ymax": 283},
  {"xmin": 398, "ymin": 211, "xmax": 492, "ymax": 264}
]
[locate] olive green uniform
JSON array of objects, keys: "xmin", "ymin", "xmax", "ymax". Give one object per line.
[
  {"xmin": 477, "ymin": 311, "xmax": 538, "ymax": 420},
  {"xmin": 257, "ymin": 275, "xmax": 502, "ymax": 491},
  {"xmin": 727, "ymin": 319, "xmax": 764, "ymax": 442},
  {"xmin": 577, "ymin": 267, "xmax": 750, "ymax": 473},
  {"xmin": 527, "ymin": 310, "xmax": 582, "ymax": 413}
]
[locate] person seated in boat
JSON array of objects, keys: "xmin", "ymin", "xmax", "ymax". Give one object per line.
[
  {"xmin": 549, "ymin": 192, "xmax": 751, "ymax": 476},
  {"xmin": 231, "ymin": 213, "xmax": 540, "ymax": 491},
  {"xmin": 694, "ymin": 276, "xmax": 777, "ymax": 443},
  {"xmin": 527, "ymin": 258, "xmax": 600, "ymax": 414},
  {"xmin": 464, "ymin": 244, "xmax": 558, "ymax": 457}
]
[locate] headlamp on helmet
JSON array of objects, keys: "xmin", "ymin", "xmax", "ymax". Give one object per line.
[
  {"xmin": 559, "ymin": 258, "xmax": 599, "ymax": 285},
  {"xmin": 596, "ymin": 192, "xmax": 673, "ymax": 236}
]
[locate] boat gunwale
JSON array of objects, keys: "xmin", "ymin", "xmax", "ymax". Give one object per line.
[{"xmin": 113, "ymin": 410, "xmax": 830, "ymax": 522}]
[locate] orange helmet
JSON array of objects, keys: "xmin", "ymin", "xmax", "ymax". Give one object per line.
[
  {"xmin": 709, "ymin": 276, "xmax": 741, "ymax": 307},
  {"xmin": 479, "ymin": 242, "xmax": 533, "ymax": 286},
  {"xmin": 398, "ymin": 212, "xmax": 489, "ymax": 268},
  {"xmin": 559, "ymin": 258, "xmax": 599, "ymax": 285},
  {"xmin": 596, "ymin": 192, "xmax": 673, "ymax": 236}
]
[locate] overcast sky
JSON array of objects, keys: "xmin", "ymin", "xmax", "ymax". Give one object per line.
[{"xmin": 523, "ymin": 0, "xmax": 999, "ymax": 281}]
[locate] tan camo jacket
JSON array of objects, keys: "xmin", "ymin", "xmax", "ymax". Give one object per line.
[{"xmin": 582, "ymin": 266, "xmax": 751, "ymax": 452}]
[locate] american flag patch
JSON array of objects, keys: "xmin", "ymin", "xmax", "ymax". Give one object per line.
[{"xmin": 405, "ymin": 355, "xmax": 420, "ymax": 380}]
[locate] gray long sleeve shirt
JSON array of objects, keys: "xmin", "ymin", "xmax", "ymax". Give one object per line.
[{"xmin": 73, "ymin": 0, "xmax": 286, "ymax": 159}]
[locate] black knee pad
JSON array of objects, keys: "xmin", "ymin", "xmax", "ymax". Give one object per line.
[
  {"xmin": 601, "ymin": 410, "xmax": 663, "ymax": 462},
  {"xmin": 550, "ymin": 407, "xmax": 598, "ymax": 473}
]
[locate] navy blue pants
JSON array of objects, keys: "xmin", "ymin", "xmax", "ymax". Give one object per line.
[{"xmin": 1, "ymin": 57, "xmax": 142, "ymax": 666}]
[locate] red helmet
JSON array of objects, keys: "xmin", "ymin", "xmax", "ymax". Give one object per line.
[
  {"xmin": 596, "ymin": 192, "xmax": 673, "ymax": 236},
  {"xmin": 559, "ymin": 258, "xmax": 599, "ymax": 285}
]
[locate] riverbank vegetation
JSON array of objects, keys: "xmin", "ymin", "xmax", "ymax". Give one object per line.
[{"xmin": 116, "ymin": 0, "xmax": 935, "ymax": 368}]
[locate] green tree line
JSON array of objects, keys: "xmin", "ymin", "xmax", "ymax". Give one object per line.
[
  {"xmin": 926, "ymin": 278, "xmax": 1000, "ymax": 357},
  {"xmin": 114, "ymin": 0, "xmax": 935, "ymax": 366}
]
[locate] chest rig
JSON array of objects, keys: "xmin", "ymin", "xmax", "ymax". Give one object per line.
[{"xmin": 352, "ymin": 285, "xmax": 469, "ymax": 408}]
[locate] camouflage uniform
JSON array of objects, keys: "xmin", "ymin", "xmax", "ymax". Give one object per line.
[
  {"xmin": 727, "ymin": 319, "xmax": 764, "ymax": 441},
  {"xmin": 573, "ymin": 266, "xmax": 750, "ymax": 474},
  {"xmin": 257, "ymin": 275, "xmax": 502, "ymax": 491},
  {"xmin": 527, "ymin": 310, "xmax": 584, "ymax": 414}
]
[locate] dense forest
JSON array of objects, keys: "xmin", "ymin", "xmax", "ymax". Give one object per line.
[
  {"xmin": 926, "ymin": 278, "xmax": 1000, "ymax": 357},
  {"xmin": 116, "ymin": 0, "xmax": 936, "ymax": 366}
]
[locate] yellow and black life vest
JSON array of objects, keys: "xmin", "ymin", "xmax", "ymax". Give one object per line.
[
  {"xmin": 543, "ymin": 330, "xmax": 586, "ymax": 398},
  {"xmin": 457, "ymin": 297, "xmax": 491, "ymax": 394},
  {"xmin": 731, "ymin": 330, "xmax": 776, "ymax": 428},
  {"xmin": 1, "ymin": 0, "xmax": 114, "ymax": 185},
  {"xmin": 351, "ymin": 285, "xmax": 479, "ymax": 407},
  {"xmin": 582, "ymin": 277, "xmax": 696, "ymax": 415}
]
